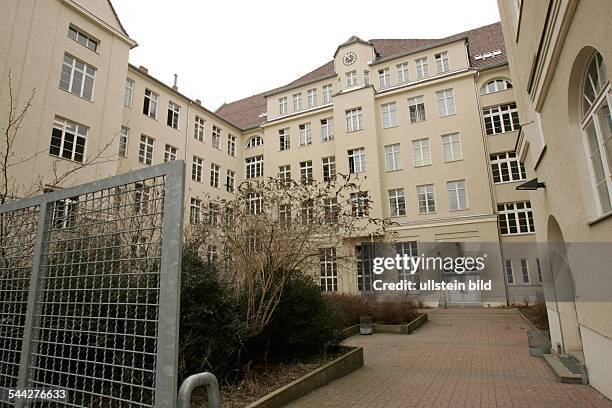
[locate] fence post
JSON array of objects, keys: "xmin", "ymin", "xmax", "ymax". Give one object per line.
[
  {"xmin": 14, "ymin": 201, "xmax": 48, "ymax": 408},
  {"xmin": 155, "ymin": 161, "xmax": 185, "ymax": 408}
]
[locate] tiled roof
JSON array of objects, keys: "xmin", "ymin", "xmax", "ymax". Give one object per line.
[{"xmin": 216, "ymin": 22, "xmax": 506, "ymax": 130}]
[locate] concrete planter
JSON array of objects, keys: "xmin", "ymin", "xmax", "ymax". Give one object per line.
[
  {"xmin": 334, "ymin": 324, "xmax": 360, "ymax": 339},
  {"xmin": 373, "ymin": 313, "xmax": 428, "ymax": 335},
  {"xmin": 245, "ymin": 347, "xmax": 364, "ymax": 408}
]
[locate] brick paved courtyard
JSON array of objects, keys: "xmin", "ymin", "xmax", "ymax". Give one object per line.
[{"xmin": 287, "ymin": 308, "xmax": 612, "ymax": 408}]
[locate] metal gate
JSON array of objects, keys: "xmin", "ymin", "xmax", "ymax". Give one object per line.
[{"xmin": 0, "ymin": 161, "xmax": 184, "ymax": 407}]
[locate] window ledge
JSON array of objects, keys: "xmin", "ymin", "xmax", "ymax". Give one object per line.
[{"xmin": 588, "ymin": 211, "xmax": 612, "ymax": 226}]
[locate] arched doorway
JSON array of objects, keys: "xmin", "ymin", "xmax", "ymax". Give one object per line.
[{"xmin": 547, "ymin": 216, "xmax": 583, "ymax": 355}]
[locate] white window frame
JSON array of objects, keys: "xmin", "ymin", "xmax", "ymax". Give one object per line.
[
  {"xmin": 415, "ymin": 57, "xmax": 429, "ymax": 79},
  {"xmin": 167, "ymin": 101, "xmax": 180, "ymax": 130},
  {"xmin": 412, "ymin": 138, "xmax": 431, "ymax": 167},
  {"xmin": 385, "ymin": 144, "xmax": 402, "ymax": 171},
  {"xmin": 505, "ymin": 259, "xmax": 515, "ymax": 284},
  {"xmin": 293, "ymin": 93, "xmax": 302, "ymax": 111},
  {"xmin": 300, "ymin": 160, "xmax": 313, "ymax": 185},
  {"xmin": 417, "ymin": 184, "xmax": 436, "ymax": 214},
  {"xmin": 490, "ymin": 151, "xmax": 527, "ymax": 183},
  {"xmin": 397, "ymin": 63, "xmax": 409, "ymax": 83},
  {"xmin": 520, "ymin": 258, "xmax": 530, "ymax": 283},
  {"xmin": 192, "ymin": 156, "xmax": 204, "ymax": 182},
  {"xmin": 348, "ymin": 147, "xmax": 366, "ymax": 173},
  {"xmin": 435, "ymin": 51, "xmax": 450, "ymax": 73},
  {"xmin": 138, "ymin": 135, "xmax": 154, "ymax": 165},
  {"xmin": 307, "ymin": 89, "xmax": 317, "ymax": 107},
  {"xmin": 441, "ymin": 132, "xmax": 462, "ymax": 162},
  {"xmin": 227, "ymin": 134, "xmax": 236, "ymax": 157},
  {"xmin": 480, "ymin": 79, "xmax": 513, "ymax": 95},
  {"xmin": 50, "ymin": 117, "xmax": 88, "ymax": 163},
  {"xmin": 143, "ymin": 89, "xmax": 158, "ymax": 119},
  {"xmin": 164, "ymin": 144, "xmax": 177, "ymax": 162},
  {"xmin": 247, "ymin": 135, "xmax": 264, "ymax": 148},
  {"xmin": 378, "ymin": 68, "xmax": 390, "ymax": 89},
  {"xmin": 483, "ymin": 103, "xmax": 520, "ymax": 135},
  {"xmin": 381, "ymin": 102, "xmax": 398, "ymax": 128},
  {"xmin": 278, "ymin": 165, "xmax": 291, "ymax": 184},
  {"xmin": 279, "ymin": 97, "xmax": 288, "ymax": 115},
  {"xmin": 447, "ymin": 179, "xmax": 468, "ymax": 211},
  {"xmin": 194, "ymin": 116, "xmax": 205, "ymax": 142},
  {"xmin": 212, "ymin": 125, "xmax": 221, "ymax": 150},
  {"xmin": 321, "ymin": 118, "xmax": 334, "ymax": 141},
  {"xmin": 190, "ymin": 198, "xmax": 202, "ymax": 224},
  {"xmin": 68, "ymin": 25, "xmax": 98, "ymax": 51},
  {"xmin": 319, "ymin": 248, "xmax": 338, "ymax": 292},
  {"xmin": 350, "ymin": 192, "xmax": 369, "ymax": 218},
  {"xmin": 388, "ymin": 188, "xmax": 406, "ymax": 217},
  {"xmin": 59, "ymin": 53, "xmax": 96, "ymax": 101},
  {"xmin": 119, "ymin": 126, "xmax": 128, "ymax": 158},
  {"xmin": 364, "ymin": 70, "xmax": 370, "ymax": 85},
  {"xmin": 245, "ymin": 155, "xmax": 264, "ymax": 179},
  {"xmin": 436, "ymin": 88, "xmax": 456, "ymax": 117},
  {"xmin": 299, "ymin": 123, "xmax": 312, "ymax": 146},
  {"xmin": 322, "ymin": 156, "xmax": 336, "ymax": 181},
  {"xmin": 279, "ymin": 128, "xmax": 290, "ymax": 151},
  {"xmin": 346, "ymin": 70, "xmax": 357, "ymax": 87},
  {"xmin": 124, "ymin": 78, "xmax": 134, "ymax": 107},
  {"xmin": 226, "ymin": 169, "xmax": 236, "ymax": 193},
  {"xmin": 210, "ymin": 163, "xmax": 220, "ymax": 188},
  {"xmin": 497, "ymin": 201, "xmax": 535, "ymax": 235},
  {"xmin": 323, "ymin": 84, "xmax": 333, "ymax": 104},
  {"xmin": 408, "ymin": 95, "xmax": 426, "ymax": 123},
  {"xmin": 346, "ymin": 108, "xmax": 363, "ymax": 132}
]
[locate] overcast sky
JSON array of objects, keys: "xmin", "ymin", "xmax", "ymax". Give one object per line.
[{"xmin": 112, "ymin": 0, "xmax": 500, "ymax": 110}]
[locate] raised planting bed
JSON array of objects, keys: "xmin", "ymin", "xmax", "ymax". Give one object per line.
[
  {"xmin": 245, "ymin": 346, "xmax": 363, "ymax": 408},
  {"xmin": 372, "ymin": 313, "xmax": 428, "ymax": 335}
]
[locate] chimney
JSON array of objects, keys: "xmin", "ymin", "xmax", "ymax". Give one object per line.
[
  {"xmin": 138, "ymin": 65, "xmax": 148, "ymax": 74},
  {"xmin": 172, "ymin": 73, "xmax": 178, "ymax": 91},
  {"xmin": 195, "ymin": 99, "xmax": 202, "ymax": 106}
]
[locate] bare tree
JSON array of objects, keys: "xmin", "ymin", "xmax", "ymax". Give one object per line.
[
  {"xmin": 186, "ymin": 174, "xmax": 396, "ymax": 338},
  {"xmin": 0, "ymin": 71, "xmax": 119, "ymax": 204}
]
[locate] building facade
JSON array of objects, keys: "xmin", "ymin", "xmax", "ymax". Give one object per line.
[
  {"xmin": 498, "ymin": 0, "xmax": 612, "ymax": 399},
  {"xmin": 1, "ymin": 0, "xmax": 544, "ymax": 307}
]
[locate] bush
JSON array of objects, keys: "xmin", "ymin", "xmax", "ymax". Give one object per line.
[
  {"xmin": 327, "ymin": 294, "xmax": 418, "ymax": 326},
  {"xmin": 179, "ymin": 250, "xmax": 245, "ymax": 382},
  {"xmin": 247, "ymin": 272, "xmax": 342, "ymax": 361}
]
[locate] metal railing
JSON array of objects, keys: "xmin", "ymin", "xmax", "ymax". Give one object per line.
[{"xmin": 0, "ymin": 161, "xmax": 184, "ymax": 407}]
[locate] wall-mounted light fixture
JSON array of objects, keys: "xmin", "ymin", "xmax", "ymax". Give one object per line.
[{"xmin": 516, "ymin": 178, "xmax": 546, "ymax": 191}]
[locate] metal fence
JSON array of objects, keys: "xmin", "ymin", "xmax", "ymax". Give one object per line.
[{"xmin": 0, "ymin": 161, "xmax": 184, "ymax": 407}]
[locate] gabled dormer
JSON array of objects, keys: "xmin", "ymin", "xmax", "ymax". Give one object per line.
[{"xmin": 334, "ymin": 35, "xmax": 376, "ymax": 92}]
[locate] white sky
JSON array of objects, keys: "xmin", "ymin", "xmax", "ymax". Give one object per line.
[{"xmin": 112, "ymin": 0, "xmax": 500, "ymax": 110}]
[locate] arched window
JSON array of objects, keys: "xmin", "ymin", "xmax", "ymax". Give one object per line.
[
  {"xmin": 581, "ymin": 51, "xmax": 611, "ymax": 214},
  {"xmin": 246, "ymin": 135, "xmax": 263, "ymax": 148},
  {"xmin": 480, "ymin": 79, "xmax": 513, "ymax": 95}
]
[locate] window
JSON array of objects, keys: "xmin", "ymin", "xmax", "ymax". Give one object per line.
[
  {"xmin": 307, "ymin": 89, "xmax": 317, "ymax": 107},
  {"xmin": 299, "ymin": 123, "xmax": 312, "ymax": 146},
  {"xmin": 412, "ymin": 138, "xmax": 431, "ymax": 167},
  {"xmin": 322, "ymin": 156, "xmax": 336, "ymax": 181},
  {"xmin": 415, "ymin": 57, "xmax": 429, "ymax": 79},
  {"xmin": 364, "ymin": 70, "xmax": 370, "ymax": 85},
  {"xmin": 279, "ymin": 203, "xmax": 292, "ymax": 227},
  {"xmin": 227, "ymin": 135, "xmax": 236, "ymax": 157},
  {"xmin": 490, "ymin": 152, "xmax": 526, "ymax": 183},
  {"xmin": 190, "ymin": 198, "xmax": 202, "ymax": 224},
  {"xmin": 50, "ymin": 117, "xmax": 87, "ymax": 162},
  {"xmin": 381, "ymin": 102, "xmax": 398, "ymax": 128},
  {"xmin": 279, "ymin": 97, "xmax": 288, "ymax": 115},
  {"xmin": 293, "ymin": 93, "xmax": 302, "ymax": 111},
  {"xmin": 323, "ymin": 197, "xmax": 339, "ymax": 223},
  {"xmin": 321, "ymin": 118, "xmax": 334, "ymax": 141},
  {"xmin": 417, "ymin": 184, "xmax": 436, "ymax": 214},
  {"xmin": 497, "ymin": 201, "xmax": 535, "ymax": 235},
  {"xmin": 167, "ymin": 101, "xmax": 180, "ymax": 129},
  {"xmin": 351, "ymin": 192, "xmax": 369, "ymax": 217},
  {"xmin": 480, "ymin": 79, "xmax": 513, "ymax": 95},
  {"xmin": 385, "ymin": 144, "xmax": 402, "ymax": 171},
  {"xmin": 436, "ymin": 89, "xmax": 456, "ymax": 117},
  {"xmin": 536, "ymin": 258, "xmax": 543, "ymax": 283},
  {"xmin": 319, "ymin": 248, "xmax": 338, "ymax": 292},
  {"xmin": 396, "ymin": 242, "xmax": 419, "ymax": 283},
  {"xmin": 301, "ymin": 199, "xmax": 314, "ymax": 225},
  {"xmin": 278, "ymin": 165, "xmax": 291, "ymax": 185},
  {"xmin": 397, "ymin": 63, "xmax": 409, "ymax": 83},
  {"xmin": 300, "ymin": 160, "xmax": 313, "ymax": 185},
  {"xmin": 226, "ymin": 170, "xmax": 235, "ymax": 193},
  {"xmin": 164, "ymin": 144, "xmax": 177, "ymax": 162},
  {"xmin": 348, "ymin": 148, "xmax": 366, "ymax": 173},
  {"xmin": 279, "ymin": 128, "xmax": 290, "ymax": 151},
  {"xmin": 505, "ymin": 260, "xmax": 514, "ymax": 284},
  {"xmin": 207, "ymin": 245, "xmax": 218, "ymax": 263},
  {"xmin": 379, "ymin": 68, "xmax": 390, "ymax": 88},
  {"xmin": 143, "ymin": 89, "xmax": 158, "ymax": 118},
  {"xmin": 357, "ymin": 244, "xmax": 374, "ymax": 291},
  {"xmin": 247, "ymin": 192, "xmax": 263, "ymax": 215},
  {"xmin": 405, "ymin": 97, "xmax": 426, "ymax": 125},
  {"xmin": 441, "ymin": 133, "xmax": 462, "ymax": 162},
  {"xmin": 435, "ymin": 52, "xmax": 450, "ymax": 73},
  {"xmin": 68, "ymin": 26, "xmax": 98, "ymax": 51},
  {"xmin": 323, "ymin": 84, "xmax": 333, "ymax": 104},
  {"xmin": 346, "ymin": 70, "xmax": 357, "ymax": 87},
  {"xmin": 581, "ymin": 52, "xmax": 611, "ymax": 214},
  {"xmin": 247, "ymin": 135, "xmax": 263, "ymax": 148},
  {"xmin": 388, "ymin": 188, "xmax": 406, "ymax": 217},
  {"xmin": 483, "ymin": 103, "xmax": 520, "ymax": 135},
  {"xmin": 520, "ymin": 259, "xmax": 530, "ymax": 283},
  {"xmin": 59, "ymin": 53, "xmax": 96, "ymax": 100},
  {"xmin": 346, "ymin": 108, "xmax": 363, "ymax": 132},
  {"xmin": 138, "ymin": 135, "xmax": 154, "ymax": 165},
  {"xmin": 208, "ymin": 204, "xmax": 219, "ymax": 227},
  {"xmin": 212, "ymin": 125, "xmax": 221, "ymax": 149},
  {"xmin": 133, "ymin": 183, "xmax": 150, "ymax": 215},
  {"xmin": 245, "ymin": 156, "xmax": 263, "ymax": 179},
  {"xmin": 210, "ymin": 163, "xmax": 220, "ymax": 188},
  {"xmin": 119, "ymin": 126, "xmax": 128, "ymax": 158},
  {"xmin": 194, "ymin": 116, "xmax": 205, "ymax": 142},
  {"xmin": 124, "ymin": 78, "xmax": 134, "ymax": 107},
  {"xmin": 192, "ymin": 156, "xmax": 203, "ymax": 182},
  {"xmin": 447, "ymin": 179, "xmax": 468, "ymax": 211}
]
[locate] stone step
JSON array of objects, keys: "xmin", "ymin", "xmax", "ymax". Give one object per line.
[{"xmin": 543, "ymin": 354, "xmax": 585, "ymax": 384}]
